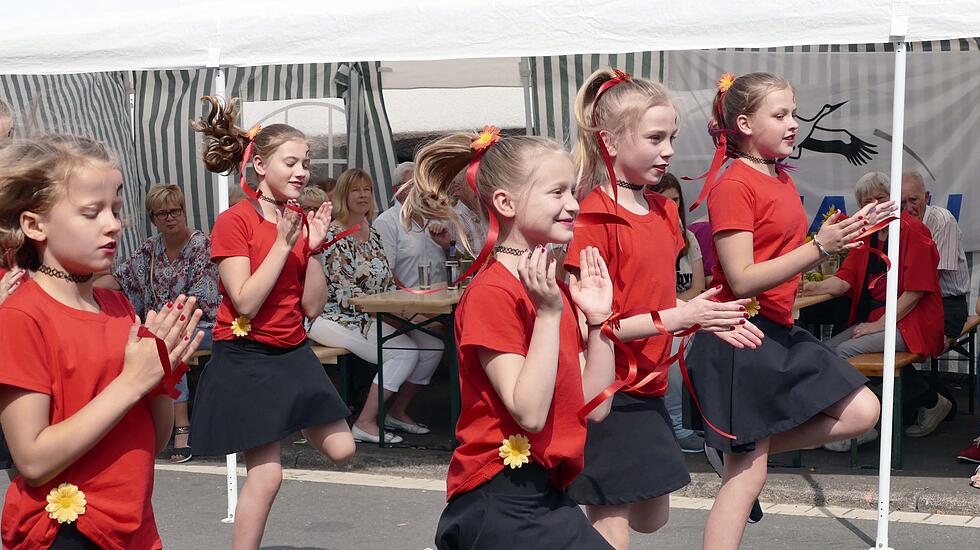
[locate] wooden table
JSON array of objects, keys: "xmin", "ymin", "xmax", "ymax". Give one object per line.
[
  {"xmin": 792, "ymin": 293, "xmax": 834, "ymax": 319},
  {"xmin": 351, "ymin": 287, "xmax": 464, "ymax": 448}
]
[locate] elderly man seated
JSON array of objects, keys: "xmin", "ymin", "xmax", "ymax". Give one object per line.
[
  {"xmin": 902, "ymin": 170, "xmax": 970, "ymax": 348},
  {"xmin": 803, "ymin": 172, "xmax": 948, "ymax": 449},
  {"xmin": 375, "ymin": 165, "xmax": 454, "ymax": 288}
]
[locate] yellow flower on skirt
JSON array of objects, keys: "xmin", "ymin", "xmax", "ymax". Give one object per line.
[
  {"xmin": 231, "ymin": 315, "xmax": 251, "ymax": 337},
  {"xmin": 745, "ymin": 297, "xmax": 761, "ymax": 318},
  {"xmin": 499, "ymin": 434, "xmax": 531, "ymax": 469},
  {"xmin": 45, "ymin": 483, "xmax": 86, "ymax": 524}
]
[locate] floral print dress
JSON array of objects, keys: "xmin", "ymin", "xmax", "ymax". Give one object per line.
[
  {"xmin": 112, "ymin": 231, "xmax": 220, "ymax": 327},
  {"xmin": 320, "ymin": 223, "xmax": 395, "ymax": 336}
]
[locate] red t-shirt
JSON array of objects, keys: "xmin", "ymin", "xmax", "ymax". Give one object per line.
[
  {"xmin": 564, "ymin": 189, "xmax": 683, "ymax": 397},
  {"xmin": 210, "ymin": 200, "xmax": 309, "ymax": 347},
  {"xmin": 835, "ymin": 214, "xmax": 944, "ymax": 357},
  {"xmin": 446, "ymin": 260, "xmax": 587, "ymax": 500},
  {"xmin": 708, "ymin": 160, "xmax": 807, "ymax": 326},
  {"xmin": 0, "ymin": 281, "xmax": 161, "ymax": 550}
]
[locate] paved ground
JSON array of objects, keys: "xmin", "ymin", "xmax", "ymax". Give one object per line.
[{"xmin": 7, "ymin": 466, "xmax": 977, "ymax": 549}]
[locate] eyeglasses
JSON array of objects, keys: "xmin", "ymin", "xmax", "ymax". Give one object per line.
[{"xmin": 152, "ymin": 208, "xmax": 184, "ymax": 221}]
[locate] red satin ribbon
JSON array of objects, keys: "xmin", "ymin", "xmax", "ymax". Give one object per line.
[
  {"xmin": 851, "ymin": 215, "xmax": 899, "ymax": 290},
  {"xmin": 578, "ymin": 310, "xmax": 701, "ymax": 415},
  {"xmin": 138, "ymin": 326, "xmax": 189, "ymax": 399},
  {"xmin": 676, "ymin": 334, "xmax": 737, "ymax": 440},
  {"xmin": 591, "ymin": 72, "xmax": 631, "ymax": 287},
  {"xmin": 684, "ymin": 134, "xmax": 733, "ymax": 213}
]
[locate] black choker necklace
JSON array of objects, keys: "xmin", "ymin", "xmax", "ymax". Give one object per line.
[
  {"xmin": 259, "ymin": 195, "xmax": 288, "ymax": 206},
  {"xmin": 38, "ymin": 265, "xmax": 93, "ymax": 283},
  {"xmin": 733, "ymin": 150, "xmax": 778, "ymax": 165},
  {"xmin": 493, "ymin": 245, "xmax": 528, "ymax": 257},
  {"xmin": 616, "ymin": 179, "xmax": 644, "ymax": 191}
]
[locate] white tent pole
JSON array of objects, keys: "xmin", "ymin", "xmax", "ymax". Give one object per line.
[
  {"xmin": 872, "ymin": 36, "xmax": 907, "ymax": 550},
  {"xmin": 209, "ymin": 47, "xmax": 237, "ymax": 525},
  {"xmin": 519, "ymin": 57, "xmax": 533, "ymax": 135},
  {"xmin": 215, "ymin": 67, "xmax": 230, "ymax": 214}
]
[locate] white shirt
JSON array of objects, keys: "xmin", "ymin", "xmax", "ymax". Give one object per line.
[
  {"xmin": 373, "ymin": 201, "xmax": 448, "ymax": 287},
  {"xmin": 921, "ymin": 204, "xmax": 970, "ymax": 297},
  {"xmin": 453, "ymin": 201, "xmax": 487, "ymax": 256},
  {"xmin": 675, "ymin": 229, "xmax": 703, "ymax": 294}
]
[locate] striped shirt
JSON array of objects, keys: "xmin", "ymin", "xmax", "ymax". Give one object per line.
[{"xmin": 922, "ymin": 205, "xmax": 970, "ymax": 297}]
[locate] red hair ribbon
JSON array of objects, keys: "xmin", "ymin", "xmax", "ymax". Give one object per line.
[
  {"xmin": 684, "ymin": 73, "xmax": 739, "ymax": 212},
  {"xmin": 237, "ymin": 125, "xmax": 358, "ymax": 258},
  {"xmin": 138, "ymin": 325, "xmax": 189, "ymax": 399},
  {"xmin": 388, "ymin": 126, "xmax": 503, "ymax": 296},
  {"xmin": 591, "ymin": 70, "xmax": 633, "ymax": 286}
]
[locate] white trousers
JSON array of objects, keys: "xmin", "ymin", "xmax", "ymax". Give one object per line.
[{"xmin": 308, "ymin": 317, "xmax": 444, "ymax": 392}]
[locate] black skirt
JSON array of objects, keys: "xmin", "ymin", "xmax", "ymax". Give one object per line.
[
  {"xmin": 189, "ymin": 339, "xmax": 350, "ymax": 456},
  {"xmin": 566, "ymin": 393, "xmax": 690, "ymax": 505},
  {"xmin": 435, "ymin": 463, "xmax": 613, "ymax": 550},
  {"xmin": 685, "ymin": 316, "xmax": 869, "ymax": 454}
]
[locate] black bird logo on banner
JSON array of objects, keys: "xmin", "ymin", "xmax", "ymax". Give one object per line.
[{"xmin": 790, "ymin": 101, "xmax": 878, "ymax": 165}]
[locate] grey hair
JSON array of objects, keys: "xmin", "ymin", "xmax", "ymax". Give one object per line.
[
  {"xmin": 392, "ymin": 161, "xmax": 416, "ymax": 186},
  {"xmin": 902, "ymin": 169, "xmax": 925, "ymax": 190},
  {"xmin": 854, "ymin": 171, "xmax": 890, "ymax": 204}
]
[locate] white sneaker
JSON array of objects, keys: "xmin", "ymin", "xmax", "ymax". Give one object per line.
[
  {"xmin": 351, "ymin": 425, "xmax": 404, "ymax": 444},
  {"xmin": 823, "ymin": 428, "xmax": 879, "ymax": 452},
  {"xmin": 905, "ymin": 394, "xmax": 953, "ymax": 438}
]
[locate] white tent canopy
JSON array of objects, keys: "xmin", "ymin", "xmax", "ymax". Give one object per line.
[
  {"xmin": 3, "ymin": 3, "xmax": 978, "ymax": 549},
  {"xmin": 2, "ymin": 1, "xmax": 979, "ymax": 74}
]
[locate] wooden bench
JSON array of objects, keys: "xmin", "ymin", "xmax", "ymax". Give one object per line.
[
  {"xmin": 930, "ymin": 315, "xmax": 979, "ymax": 413},
  {"xmin": 846, "ymin": 351, "xmax": 925, "ymax": 470},
  {"xmin": 184, "ymin": 344, "xmax": 354, "ymax": 403}
]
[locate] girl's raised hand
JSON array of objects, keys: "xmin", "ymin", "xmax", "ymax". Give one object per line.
[
  {"xmin": 569, "ymin": 247, "xmax": 613, "ymax": 325},
  {"xmin": 306, "ymin": 201, "xmax": 334, "ymax": 250},
  {"xmin": 0, "ymin": 267, "xmax": 27, "ymax": 304},
  {"xmin": 814, "ymin": 209, "xmax": 868, "ymax": 254},
  {"xmin": 678, "ymin": 285, "xmax": 753, "ymax": 332},
  {"xmin": 122, "ymin": 295, "xmax": 206, "ymax": 396},
  {"xmin": 857, "ymin": 199, "xmax": 898, "ymax": 227},
  {"xmin": 275, "ymin": 206, "xmax": 303, "ymax": 248},
  {"xmin": 518, "ymin": 246, "xmax": 563, "ymax": 316}
]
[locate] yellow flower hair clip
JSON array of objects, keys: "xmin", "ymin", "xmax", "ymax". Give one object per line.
[
  {"xmin": 231, "ymin": 315, "xmax": 252, "ymax": 337},
  {"xmin": 45, "ymin": 483, "xmax": 86, "ymax": 524},
  {"xmin": 717, "ymin": 73, "xmax": 737, "ymax": 94},
  {"xmin": 499, "ymin": 434, "xmax": 531, "ymax": 469},
  {"xmin": 745, "ymin": 297, "xmax": 760, "ymax": 318},
  {"xmin": 471, "ymin": 125, "xmax": 501, "ymax": 151},
  {"xmin": 246, "ymin": 124, "xmax": 262, "ymax": 141}
]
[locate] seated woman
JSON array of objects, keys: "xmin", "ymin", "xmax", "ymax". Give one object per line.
[
  {"xmin": 308, "ymin": 168, "xmax": 443, "ymax": 444},
  {"xmin": 803, "ymin": 172, "xmax": 947, "ymax": 448},
  {"xmin": 100, "ymin": 183, "xmax": 220, "ymax": 462}
]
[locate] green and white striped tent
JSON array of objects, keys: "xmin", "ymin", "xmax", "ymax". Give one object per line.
[
  {"xmin": 133, "ymin": 61, "xmax": 397, "ymax": 238},
  {"xmin": 0, "ymin": 62, "xmax": 396, "ymax": 256},
  {"xmin": 0, "ymin": 73, "xmax": 147, "ymax": 257},
  {"xmin": 528, "ymin": 39, "xmax": 980, "ymax": 149}
]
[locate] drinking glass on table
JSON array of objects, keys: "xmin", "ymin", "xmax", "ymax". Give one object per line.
[{"xmin": 418, "ymin": 261, "xmax": 432, "ymax": 290}]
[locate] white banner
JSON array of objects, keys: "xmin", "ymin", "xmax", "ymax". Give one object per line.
[{"xmin": 666, "ymin": 47, "xmax": 980, "ymax": 252}]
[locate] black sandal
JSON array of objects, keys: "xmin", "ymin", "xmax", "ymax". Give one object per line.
[{"xmin": 169, "ymin": 426, "xmax": 193, "ymax": 464}]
